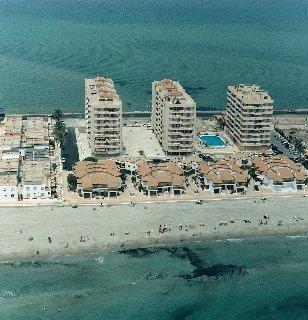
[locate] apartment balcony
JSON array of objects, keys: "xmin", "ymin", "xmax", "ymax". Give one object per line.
[
  {"xmin": 169, "ymin": 135, "xmax": 193, "ymax": 141},
  {"xmin": 94, "ymin": 147, "xmax": 121, "ymax": 154},
  {"xmin": 169, "ymin": 120, "xmax": 194, "ymax": 126},
  {"xmin": 169, "ymin": 110, "xmax": 195, "ymax": 116},
  {"xmin": 95, "ymin": 136, "xmax": 120, "ymax": 142},
  {"xmin": 95, "ymin": 144, "xmax": 121, "ymax": 150},
  {"xmin": 227, "ymin": 95, "xmax": 273, "ymax": 109},
  {"xmin": 168, "ymin": 147, "xmax": 193, "ymax": 153},
  {"xmin": 94, "ymin": 133, "xmax": 120, "ymax": 138},
  {"xmin": 95, "ymin": 124, "xmax": 120, "ymax": 130},
  {"xmin": 95, "ymin": 112, "xmax": 120, "ymax": 118},
  {"xmin": 96, "ymin": 122, "xmax": 120, "ymax": 127},
  {"xmin": 227, "ymin": 99, "xmax": 273, "ymax": 117},
  {"xmin": 240, "ymin": 136, "xmax": 270, "ymax": 142}
]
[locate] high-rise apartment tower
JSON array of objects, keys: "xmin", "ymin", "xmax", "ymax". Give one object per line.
[
  {"xmin": 85, "ymin": 76, "xmax": 122, "ymax": 156},
  {"xmin": 151, "ymin": 79, "xmax": 196, "ymax": 155},
  {"xmin": 225, "ymin": 84, "xmax": 273, "ymax": 149}
]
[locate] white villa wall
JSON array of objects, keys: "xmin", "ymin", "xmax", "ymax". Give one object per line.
[
  {"xmin": 22, "ymin": 184, "xmax": 51, "ymax": 199},
  {"xmin": 0, "ymin": 186, "xmax": 18, "ymax": 200}
]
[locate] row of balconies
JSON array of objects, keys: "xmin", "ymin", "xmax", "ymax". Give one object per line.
[
  {"xmin": 95, "ymin": 127, "xmax": 120, "ymax": 132},
  {"xmin": 227, "ymin": 98, "xmax": 273, "ymax": 115},
  {"xmin": 227, "ymin": 93, "xmax": 273, "ymax": 109},
  {"xmin": 94, "ymin": 132, "xmax": 120, "ymax": 138},
  {"xmin": 226, "ymin": 111, "xmax": 272, "ymax": 129},
  {"xmin": 169, "ymin": 110, "xmax": 195, "ymax": 116},
  {"xmin": 226, "ymin": 108, "xmax": 272, "ymax": 123},
  {"xmin": 227, "ymin": 122, "xmax": 270, "ymax": 138}
]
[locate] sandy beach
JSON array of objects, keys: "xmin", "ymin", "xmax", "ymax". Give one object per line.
[{"xmin": 0, "ymin": 196, "xmax": 307, "ymax": 262}]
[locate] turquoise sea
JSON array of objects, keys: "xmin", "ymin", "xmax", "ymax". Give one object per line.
[
  {"xmin": 1, "ymin": 236, "xmax": 308, "ymax": 319},
  {"xmin": 0, "ymin": 0, "xmax": 307, "ymax": 114}
]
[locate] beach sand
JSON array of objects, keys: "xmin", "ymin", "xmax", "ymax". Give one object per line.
[{"xmin": 0, "ymin": 196, "xmax": 307, "ymax": 262}]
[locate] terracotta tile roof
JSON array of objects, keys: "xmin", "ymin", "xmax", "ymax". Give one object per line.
[
  {"xmin": 138, "ymin": 162, "xmax": 185, "ymax": 189},
  {"xmin": 154, "ymin": 79, "xmax": 186, "ymax": 100},
  {"xmin": 251, "ymin": 155, "xmax": 308, "ymax": 183},
  {"xmin": 74, "ymin": 160, "xmax": 121, "ymax": 190},
  {"xmin": 198, "ymin": 157, "xmax": 248, "ymax": 185}
]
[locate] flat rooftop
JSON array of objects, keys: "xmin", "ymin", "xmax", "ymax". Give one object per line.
[
  {"xmin": 23, "ymin": 160, "xmax": 50, "ymax": 185},
  {"xmin": 153, "ymin": 78, "xmax": 195, "ymax": 105},
  {"xmin": 228, "ymin": 84, "xmax": 273, "ymax": 105},
  {"xmin": 85, "ymin": 76, "xmax": 121, "ymax": 104},
  {"xmin": 122, "ymin": 125, "xmax": 165, "ymax": 159}
]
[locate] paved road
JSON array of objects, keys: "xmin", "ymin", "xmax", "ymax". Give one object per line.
[
  {"xmin": 61, "ymin": 127, "xmax": 79, "ymax": 170},
  {"xmin": 270, "ymin": 132, "xmax": 300, "ymax": 160}
]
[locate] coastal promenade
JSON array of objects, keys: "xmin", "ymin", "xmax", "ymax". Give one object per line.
[
  {"xmin": 6, "ymin": 108, "xmax": 308, "ymax": 120},
  {"xmin": 0, "ymin": 196, "xmax": 307, "ymax": 262}
]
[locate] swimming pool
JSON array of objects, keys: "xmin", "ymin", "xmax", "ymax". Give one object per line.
[{"xmin": 199, "ymin": 134, "xmax": 225, "ymax": 147}]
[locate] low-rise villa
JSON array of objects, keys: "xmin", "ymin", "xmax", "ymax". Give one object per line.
[
  {"xmin": 251, "ymin": 155, "xmax": 307, "ymax": 192},
  {"xmin": 196, "ymin": 158, "xmax": 248, "ymax": 194},
  {"xmin": 74, "ymin": 160, "xmax": 122, "ymax": 198},
  {"xmin": 135, "ymin": 161, "xmax": 186, "ymax": 196}
]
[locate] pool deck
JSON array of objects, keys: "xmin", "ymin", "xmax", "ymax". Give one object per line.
[{"xmin": 198, "ymin": 134, "xmax": 226, "ymax": 148}]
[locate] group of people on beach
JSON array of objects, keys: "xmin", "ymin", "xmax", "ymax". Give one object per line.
[{"xmin": 159, "ymin": 225, "xmax": 170, "ymax": 233}]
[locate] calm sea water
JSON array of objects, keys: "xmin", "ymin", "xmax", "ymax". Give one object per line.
[
  {"xmin": 0, "ymin": 0, "xmax": 307, "ymax": 114},
  {"xmin": 0, "ymin": 236, "xmax": 308, "ymax": 319}
]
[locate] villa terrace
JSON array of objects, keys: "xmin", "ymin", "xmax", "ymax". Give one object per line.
[
  {"xmin": 134, "ymin": 161, "xmax": 186, "ymax": 196},
  {"xmin": 74, "ymin": 160, "xmax": 123, "ymax": 198},
  {"xmin": 196, "ymin": 157, "xmax": 248, "ymax": 194},
  {"xmin": 251, "ymin": 155, "xmax": 307, "ymax": 193}
]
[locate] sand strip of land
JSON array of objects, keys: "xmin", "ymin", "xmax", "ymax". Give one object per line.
[{"xmin": 0, "ymin": 196, "xmax": 307, "ymax": 262}]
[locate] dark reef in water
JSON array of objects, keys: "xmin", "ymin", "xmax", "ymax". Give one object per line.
[
  {"xmin": 183, "ymin": 263, "xmax": 245, "ymax": 280},
  {"xmin": 166, "ymin": 246, "xmax": 246, "ymax": 279},
  {"xmin": 118, "ymin": 247, "xmax": 157, "ymax": 258},
  {"xmin": 185, "ymin": 86, "xmax": 207, "ymax": 94},
  {"xmin": 118, "ymin": 245, "xmax": 246, "ymax": 280},
  {"xmin": 169, "ymin": 304, "xmax": 198, "ymax": 320},
  {"xmin": 165, "ymin": 246, "xmax": 205, "ymax": 266}
]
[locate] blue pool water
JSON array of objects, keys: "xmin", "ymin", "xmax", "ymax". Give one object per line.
[{"xmin": 199, "ymin": 135, "xmax": 225, "ymax": 147}]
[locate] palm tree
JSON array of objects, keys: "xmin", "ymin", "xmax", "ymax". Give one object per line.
[
  {"xmin": 54, "ymin": 121, "xmax": 66, "ymax": 145},
  {"xmin": 52, "ymin": 109, "xmax": 63, "ymax": 122}
]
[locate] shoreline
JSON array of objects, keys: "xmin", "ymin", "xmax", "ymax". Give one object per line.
[
  {"xmin": 2, "ymin": 109, "xmax": 308, "ymax": 120},
  {"xmin": 0, "ymin": 196, "xmax": 307, "ymax": 263},
  {"xmin": 1, "ymin": 228, "xmax": 307, "ymax": 264}
]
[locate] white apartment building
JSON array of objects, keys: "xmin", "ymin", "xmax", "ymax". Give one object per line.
[
  {"xmin": 151, "ymin": 79, "xmax": 196, "ymax": 155},
  {"xmin": 85, "ymin": 76, "xmax": 122, "ymax": 156},
  {"xmin": 0, "ymin": 158, "xmax": 19, "ymax": 200},
  {"xmin": 0, "ymin": 116, "xmax": 55, "ymax": 201},
  {"xmin": 21, "ymin": 161, "xmax": 51, "ymax": 199},
  {"xmin": 225, "ymin": 84, "xmax": 273, "ymax": 149}
]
